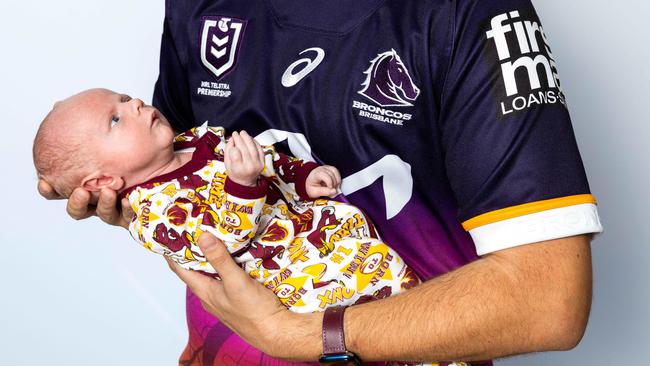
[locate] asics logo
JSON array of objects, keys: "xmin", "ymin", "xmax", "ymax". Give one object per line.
[{"xmin": 281, "ymin": 47, "xmax": 325, "ymax": 87}]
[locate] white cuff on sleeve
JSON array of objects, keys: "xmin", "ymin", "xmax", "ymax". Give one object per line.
[{"xmin": 469, "ymin": 203, "xmax": 603, "ymax": 256}]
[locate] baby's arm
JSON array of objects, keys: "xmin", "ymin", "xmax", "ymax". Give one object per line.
[
  {"xmin": 221, "ymin": 128, "xmax": 339, "ymax": 200},
  {"xmin": 264, "ymin": 148, "xmax": 341, "ymax": 200},
  {"xmin": 225, "ymin": 131, "xmax": 265, "ymax": 187}
]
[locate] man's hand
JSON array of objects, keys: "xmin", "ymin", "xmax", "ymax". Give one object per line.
[
  {"xmin": 38, "ymin": 179, "xmax": 134, "ymax": 229},
  {"xmin": 305, "ymin": 165, "xmax": 341, "ymax": 198},
  {"xmin": 167, "ymin": 230, "xmax": 592, "ymax": 362},
  {"xmin": 224, "ymin": 130, "xmax": 265, "ymax": 187},
  {"xmin": 38, "ymin": 179, "xmax": 64, "ymax": 200},
  {"xmin": 166, "ymin": 233, "xmax": 323, "ymax": 361}
]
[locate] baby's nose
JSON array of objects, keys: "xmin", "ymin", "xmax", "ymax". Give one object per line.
[
  {"xmin": 133, "ymin": 98, "xmax": 144, "ymax": 108},
  {"xmin": 127, "ymin": 98, "xmax": 144, "ymax": 113}
]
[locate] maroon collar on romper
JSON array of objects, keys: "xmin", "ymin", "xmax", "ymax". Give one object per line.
[{"xmin": 119, "ymin": 131, "xmax": 223, "ymax": 199}]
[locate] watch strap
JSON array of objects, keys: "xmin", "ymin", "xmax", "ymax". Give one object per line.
[{"xmin": 322, "ymin": 306, "xmax": 347, "ymax": 355}]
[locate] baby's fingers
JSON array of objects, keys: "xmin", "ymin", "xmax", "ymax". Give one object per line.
[
  {"xmin": 224, "ymin": 138, "xmax": 233, "ymax": 166},
  {"xmin": 310, "ymin": 186, "xmax": 337, "ymax": 198},
  {"xmin": 232, "ymin": 132, "xmax": 251, "ymax": 162},
  {"xmin": 327, "ymin": 166, "xmax": 342, "ymax": 187},
  {"xmin": 239, "ymin": 131, "xmax": 259, "ymax": 162},
  {"xmin": 318, "ymin": 166, "xmax": 340, "ymax": 188},
  {"xmin": 256, "ymin": 140, "xmax": 265, "ymax": 166},
  {"xmin": 315, "ymin": 170, "xmax": 335, "ymax": 188},
  {"xmin": 228, "ymin": 140, "xmax": 243, "ymax": 163}
]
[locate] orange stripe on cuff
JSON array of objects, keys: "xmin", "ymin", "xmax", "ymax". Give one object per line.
[{"xmin": 461, "ymin": 194, "xmax": 597, "ymax": 231}]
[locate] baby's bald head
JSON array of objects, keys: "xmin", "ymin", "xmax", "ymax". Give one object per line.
[
  {"xmin": 34, "ymin": 88, "xmax": 177, "ymax": 198},
  {"xmin": 33, "ymin": 92, "xmax": 97, "ymax": 197}
]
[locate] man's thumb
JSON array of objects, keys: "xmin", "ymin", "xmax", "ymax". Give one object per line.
[{"xmin": 197, "ymin": 233, "xmax": 239, "ymax": 278}]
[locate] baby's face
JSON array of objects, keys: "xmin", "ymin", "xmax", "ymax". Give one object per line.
[{"xmin": 60, "ymin": 88, "xmax": 176, "ymax": 179}]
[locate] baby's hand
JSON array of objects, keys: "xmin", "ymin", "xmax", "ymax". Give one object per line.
[
  {"xmin": 305, "ymin": 165, "xmax": 341, "ymax": 198},
  {"xmin": 224, "ymin": 131, "xmax": 265, "ymax": 187}
]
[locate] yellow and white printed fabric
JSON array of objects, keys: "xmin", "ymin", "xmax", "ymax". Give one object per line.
[{"xmin": 126, "ymin": 126, "xmax": 421, "ymax": 313}]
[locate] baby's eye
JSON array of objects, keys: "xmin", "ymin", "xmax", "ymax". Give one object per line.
[{"xmin": 111, "ymin": 115, "xmax": 120, "ymax": 128}]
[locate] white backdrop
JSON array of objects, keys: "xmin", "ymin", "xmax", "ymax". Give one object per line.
[{"xmin": 1, "ymin": 1, "xmax": 647, "ymax": 365}]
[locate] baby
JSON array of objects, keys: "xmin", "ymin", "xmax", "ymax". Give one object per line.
[{"xmin": 33, "ymin": 88, "xmax": 420, "ymax": 313}]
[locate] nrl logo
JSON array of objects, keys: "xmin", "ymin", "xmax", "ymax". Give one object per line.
[
  {"xmin": 358, "ymin": 49, "xmax": 420, "ymax": 107},
  {"xmin": 200, "ymin": 16, "xmax": 247, "ymax": 80}
]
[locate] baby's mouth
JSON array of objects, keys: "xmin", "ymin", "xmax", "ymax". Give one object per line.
[{"xmin": 150, "ymin": 110, "xmax": 159, "ymax": 126}]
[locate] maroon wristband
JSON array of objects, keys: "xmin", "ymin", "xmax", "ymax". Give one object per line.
[
  {"xmin": 320, "ymin": 307, "xmax": 361, "ymax": 365},
  {"xmin": 294, "ymin": 161, "xmax": 320, "ymax": 200},
  {"xmin": 322, "ymin": 307, "xmax": 347, "ymax": 355},
  {"xmin": 223, "ymin": 176, "xmax": 268, "ymax": 199}
]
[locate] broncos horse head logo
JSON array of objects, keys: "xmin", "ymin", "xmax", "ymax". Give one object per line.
[{"xmin": 358, "ymin": 49, "xmax": 420, "ymax": 107}]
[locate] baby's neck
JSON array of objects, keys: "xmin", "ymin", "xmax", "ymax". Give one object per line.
[{"xmin": 123, "ymin": 151, "xmax": 193, "ymax": 191}]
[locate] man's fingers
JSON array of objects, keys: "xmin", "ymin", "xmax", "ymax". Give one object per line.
[
  {"xmin": 96, "ymin": 189, "xmax": 121, "ymax": 226},
  {"xmin": 165, "ymin": 257, "xmax": 221, "ymax": 301},
  {"xmin": 120, "ymin": 198, "xmax": 134, "ymax": 228},
  {"xmin": 38, "ymin": 179, "xmax": 63, "ymax": 200},
  {"xmin": 66, "ymin": 188, "xmax": 95, "ymax": 220},
  {"xmin": 197, "ymin": 234, "xmax": 243, "ymax": 282}
]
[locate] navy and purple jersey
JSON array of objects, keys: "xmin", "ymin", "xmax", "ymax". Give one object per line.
[{"xmin": 152, "ymin": 0, "xmax": 602, "ymax": 364}]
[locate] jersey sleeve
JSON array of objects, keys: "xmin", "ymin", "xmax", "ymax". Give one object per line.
[
  {"xmin": 152, "ymin": 2, "xmax": 196, "ymax": 133},
  {"xmin": 438, "ymin": 0, "xmax": 602, "ymax": 255},
  {"xmin": 127, "ymin": 180, "xmax": 267, "ymax": 274}
]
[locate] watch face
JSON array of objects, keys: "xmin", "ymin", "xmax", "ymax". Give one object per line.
[{"xmin": 319, "ymin": 353, "xmax": 360, "ymax": 365}]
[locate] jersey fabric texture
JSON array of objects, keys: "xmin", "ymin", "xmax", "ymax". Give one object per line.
[
  {"xmin": 123, "ymin": 126, "xmax": 421, "ymax": 313},
  {"xmin": 152, "ymin": 0, "xmax": 602, "ymax": 364}
]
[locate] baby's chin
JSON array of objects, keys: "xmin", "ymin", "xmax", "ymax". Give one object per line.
[{"xmin": 153, "ymin": 117, "xmax": 175, "ymax": 139}]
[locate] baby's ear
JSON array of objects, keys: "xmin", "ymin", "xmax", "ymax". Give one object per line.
[{"xmin": 81, "ymin": 174, "xmax": 124, "ymax": 192}]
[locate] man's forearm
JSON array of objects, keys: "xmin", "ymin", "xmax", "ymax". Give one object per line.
[{"xmin": 282, "ymin": 235, "xmax": 592, "ymax": 362}]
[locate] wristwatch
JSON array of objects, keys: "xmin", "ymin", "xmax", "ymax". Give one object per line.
[{"xmin": 319, "ymin": 306, "xmax": 362, "ymax": 365}]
